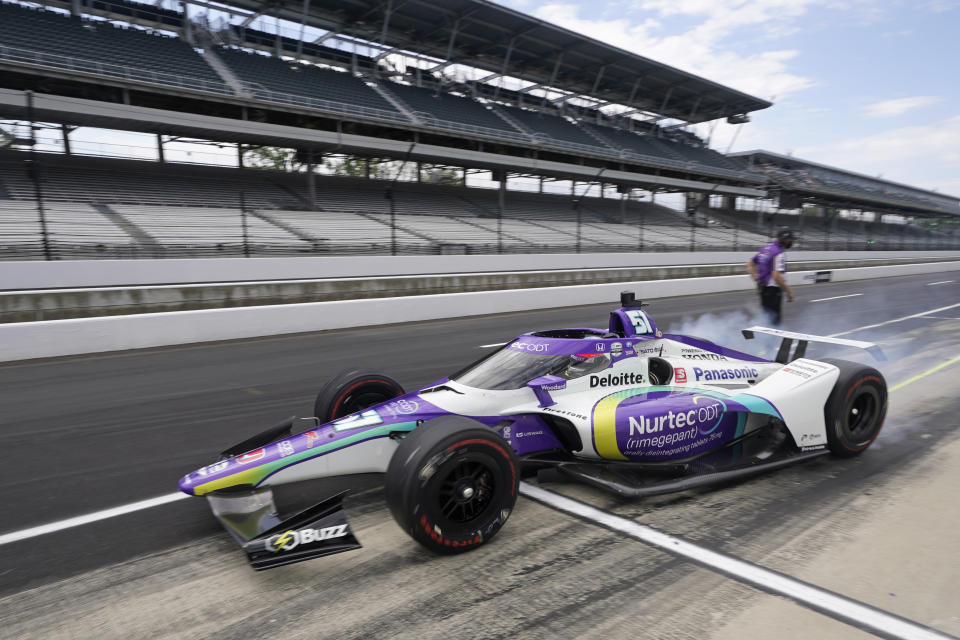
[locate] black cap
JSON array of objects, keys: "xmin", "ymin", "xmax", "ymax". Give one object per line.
[{"xmin": 777, "ymin": 229, "xmax": 795, "ymax": 241}]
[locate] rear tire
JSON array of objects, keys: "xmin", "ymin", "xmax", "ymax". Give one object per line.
[
  {"xmin": 821, "ymin": 358, "xmax": 887, "ymax": 457},
  {"xmin": 313, "ymin": 369, "xmax": 404, "ymax": 422},
  {"xmin": 386, "ymin": 416, "xmax": 519, "ymax": 554}
]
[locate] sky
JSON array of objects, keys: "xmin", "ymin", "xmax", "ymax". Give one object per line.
[{"xmin": 496, "ymin": 0, "xmax": 960, "ymax": 196}]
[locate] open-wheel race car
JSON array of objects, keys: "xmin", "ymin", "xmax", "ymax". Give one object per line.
[{"xmin": 178, "ymin": 292, "xmax": 888, "ymax": 569}]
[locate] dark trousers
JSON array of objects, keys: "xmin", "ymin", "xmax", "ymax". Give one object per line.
[{"xmin": 759, "ymin": 286, "xmax": 783, "ymax": 325}]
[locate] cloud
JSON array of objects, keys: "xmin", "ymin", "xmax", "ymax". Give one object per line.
[
  {"xmin": 864, "ymin": 96, "xmax": 942, "ymax": 118},
  {"xmin": 796, "ymin": 114, "xmax": 960, "ymax": 194},
  {"xmin": 530, "ymin": 1, "xmax": 822, "ymax": 101}
]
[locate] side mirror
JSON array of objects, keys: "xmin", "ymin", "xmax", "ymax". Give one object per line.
[{"xmin": 526, "ymin": 375, "xmax": 566, "ymax": 408}]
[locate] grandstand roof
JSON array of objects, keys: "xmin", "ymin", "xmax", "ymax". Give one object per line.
[
  {"xmin": 225, "ymin": 0, "xmax": 772, "ymax": 123},
  {"xmin": 732, "ymin": 149, "xmax": 960, "ymax": 216}
]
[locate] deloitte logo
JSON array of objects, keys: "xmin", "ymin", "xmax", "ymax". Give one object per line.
[{"xmin": 589, "ymin": 372, "xmax": 643, "ymax": 388}]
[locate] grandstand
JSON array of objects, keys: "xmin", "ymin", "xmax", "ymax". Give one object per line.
[{"xmin": 0, "ymin": 0, "xmax": 957, "ymax": 259}]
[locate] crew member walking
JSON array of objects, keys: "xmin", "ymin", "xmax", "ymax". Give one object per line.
[{"xmin": 747, "ymin": 230, "xmax": 795, "ymax": 325}]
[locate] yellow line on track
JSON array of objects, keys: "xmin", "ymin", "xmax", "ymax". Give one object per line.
[{"xmin": 890, "ymin": 354, "xmax": 960, "ymax": 393}]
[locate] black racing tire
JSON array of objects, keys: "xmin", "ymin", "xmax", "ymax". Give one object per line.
[
  {"xmin": 313, "ymin": 369, "xmax": 404, "ymax": 422},
  {"xmin": 821, "ymin": 358, "xmax": 887, "ymax": 458},
  {"xmin": 385, "ymin": 415, "xmax": 519, "ymax": 554}
]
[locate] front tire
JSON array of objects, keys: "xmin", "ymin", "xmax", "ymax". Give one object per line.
[
  {"xmin": 821, "ymin": 358, "xmax": 887, "ymax": 457},
  {"xmin": 313, "ymin": 369, "xmax": 404, "ymax": 422},
  {"xmin": 385, "ymin": 416, "xmax": 519, "ymax": 554}
]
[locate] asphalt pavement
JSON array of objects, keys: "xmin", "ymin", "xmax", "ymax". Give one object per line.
[{"xmin": 1, "ymin": 271, "xmax": 959, "ymax": 639}]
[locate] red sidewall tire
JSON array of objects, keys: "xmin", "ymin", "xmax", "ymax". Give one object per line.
[
  {"xmin": 821, "ymin": 359, "xmax": 887, "ymax": 458},
  {"xmin": 386, "ymin": 416, "xmax": 519, "ymax": 554},
  {"xmin": 314, "ymin": 369, "xmax": 404, "ymax": 422}
]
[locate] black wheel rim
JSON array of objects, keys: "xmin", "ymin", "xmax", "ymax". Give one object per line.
[
  {"xmin": 844, "ymin": 387, "xmax": 879, "ymax": 444},
  {"xmin": 436, "ymin": 456, "xmax": 496, "ymax": 524}
]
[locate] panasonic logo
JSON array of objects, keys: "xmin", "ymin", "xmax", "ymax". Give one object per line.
[
  {"xmin": 693, "ymin": 366, "xmax": 759, "ymax": 381},
  {"xmin": 589, "ymin": 372, "xmax": 643, "ymax": 388}
]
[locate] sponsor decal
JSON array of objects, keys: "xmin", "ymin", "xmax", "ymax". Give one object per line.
[
  {"xmin": 391, "ymin": 398, "xmax": 419, "ymax": 415},
  {"xmin": 681, "ymin": 352, "xmax": 728, "ymax": 361},
  {"xmin": 196, "ymin": 460, "xmax": 229, "ymax": 477},
  {"xmin": 542, "ymin": 406, "xmax": 588, "ymax": 421},
  {"xmin": 501, "ymin": 425, "xmax": 511, "ymax": 439},
  {"xmin": 511, "ymin": 341, "xmax": 549, "ymax": 353},
  {"xmin": 626, "ymin": 395, "xmax": 726, "ymax": 438},
  {"xmin": 674, "ymin": 367, "xmax": 687, "ymax": 383},
  {"xmin": 236, "ymin": 448, "xmax": 265, "ymax": 465},
  {"xmin": 515, "ymin": 430, "xmax": 546, "ymax": 439},
  {"xmin": 306, "ymin": 431, "xmax": 320, "ymax": 448},
  {"xmin": 625, "ymin": 310, "xmax": 654, "ymax": 334},
  {"xmin": 611, "ymin": 342, "xmax": 623, "ymax": 356},
  {"xmin": 693, "ymin": 366, "xmax": 759, "ymax": 382},
  {"xmin": 595, "ymin": 343, "xmax": 606, "ymax": 352},
  {"xmin": 815, "ymin": 270, "xmax": 833, "ymax": 283},
  {"xmin": 266, "ymin": 524, "xmax": 349, "ymax": 553},
  {"xmin": 540, "ymin": 382, "xmax": 566, "ymax": 391},
  {"xmin": 801, "ymin": 445, "xmax": 827, "ymax": 452},
  {"xmin": 589, "ymin": 372, "xmax": 644, "ymax": 388},
  {"xmin": 332, "ymin": 409, "xmax": 382, "ymax": 431},
  {"xmin": 278, "ymin": 440, "xmax": 295, "ymax": 457}
]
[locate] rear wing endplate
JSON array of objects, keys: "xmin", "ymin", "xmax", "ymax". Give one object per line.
[{"xmin": 742, "ymin": 326, "xmax": 886, "ymax": 363}]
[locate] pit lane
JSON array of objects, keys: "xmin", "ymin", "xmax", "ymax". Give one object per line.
[{"xmin": 1, "ymin": 272, "xmax": 959, "ymax": 639}]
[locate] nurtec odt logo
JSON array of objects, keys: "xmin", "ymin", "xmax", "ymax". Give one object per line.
[{"xmin": 266, "ymin": 524, "xmax": 349, "ymax": 552}]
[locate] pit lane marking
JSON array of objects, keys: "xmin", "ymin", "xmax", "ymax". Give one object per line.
[
  {"xmin": 519, "ymin": 483, "xmax": 952, "ymax": 640},
  {"xmin": 829, "ymin": 302, "xmax": 960, "ymax": 338},
  {"xmin": 809, "ymin": 293, "xmax": 863, "ymax": 303},
  {"xmin": 0, "ymin": 493, "xmax": 189, "ymax": 546},
  {"xmin": 889, "ymin": 354, "xmax": 960, "ymax": 393},
  {"xmin": 926, "ymin": 281, "xmax": 954, "ymax": 286}
]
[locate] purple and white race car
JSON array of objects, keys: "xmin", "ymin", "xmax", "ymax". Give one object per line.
[{"xmin": 178, "ymin": 292, "xmax": 887, "ymax": 569}]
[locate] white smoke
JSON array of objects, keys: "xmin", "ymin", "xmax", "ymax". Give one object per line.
[{"xmin": 667, "ymin": 308, "xmax": 779, "ymax": 358}]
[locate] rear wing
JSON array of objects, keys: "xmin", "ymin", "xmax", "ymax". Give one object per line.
[{"xmin": 742, "ymin": 326, "xmax": 885, "ymax": 363}]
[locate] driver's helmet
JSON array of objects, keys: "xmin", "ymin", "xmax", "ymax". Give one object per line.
[{"xmin": 561, "ymin": 352, "xmax": 611, "ymax": 379}]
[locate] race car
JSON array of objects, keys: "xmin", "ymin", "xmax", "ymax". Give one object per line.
[{"xmin": 178, "ymin": 292, "xmax": 887, "ymax": 569}]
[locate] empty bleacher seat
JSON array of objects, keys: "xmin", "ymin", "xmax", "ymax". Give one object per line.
[
  {"xmin": 215, "ymin": 47, "xmax": 405, "ymax": 121},
  {"xmin": 381, "ymin": 83, "xmax": 525, "ymax": 139},
  {"xmin": 0, "ymin": 2, "xmax": 222, "ymax": 90}
]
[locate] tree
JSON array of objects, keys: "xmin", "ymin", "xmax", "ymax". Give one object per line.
[{"xmin": 243, "ymin": 146, "xmax": 301, "ymax": 171}]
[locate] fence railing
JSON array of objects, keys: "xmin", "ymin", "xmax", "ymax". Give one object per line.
[
  {"xmin": 0, "ymin": 44, "xmax": 235, "ymax": 95},
  {"xmin": 2, "ymin": 197, "xmax": 957, "ymax": 262}
]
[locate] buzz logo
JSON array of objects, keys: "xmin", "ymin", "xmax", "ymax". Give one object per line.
[
  {"xmin": 266, "ymin": 524, "xmax": 350, "ymax": 553},
  {"xmin": 693, "ymin": 366, "xmax": 759, "ymax": 382}
]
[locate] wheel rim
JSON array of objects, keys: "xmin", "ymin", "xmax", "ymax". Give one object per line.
[
  {"xmin": 843, "ymin": 386, "xmax": 880, "ymax": 444},
  {"xmin": 436, "ymin": 456, "xmax": 496, "ymax": 524}
]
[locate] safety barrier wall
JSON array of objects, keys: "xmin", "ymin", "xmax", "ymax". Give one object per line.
[
  {"xmin": 6, "ymin": 250, "xmax": 960, "ymax": 289},
  {"xmin": 2, "ymin": 259, "xmax": 958, "ymax": 362}
]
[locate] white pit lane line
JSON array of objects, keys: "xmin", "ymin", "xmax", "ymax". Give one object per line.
[
  {"xmin": 926, "ymin": 280, "xmax": 954, "ymax": 286},
  {"xmin": 519, "ymin": 483, "xmax": 952, "ymax": 640},
  {"xmin": 0, "ymin": 492, "xmax": 189, "ymax": 546},
  {"xmin": 809, "ymin": 293, "xmax": 863, "ymax": 303}
]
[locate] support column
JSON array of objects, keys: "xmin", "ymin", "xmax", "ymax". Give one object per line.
[
  {"xmin": 156, "ymin": 134, "xmax": 165, "ymax": 163},
  {"xmin": 70, "ymin": 0, "xmax": 80, "ymax": 16},
  {"xmin": 539, "ymin": 176, "xmax": 544, "ymax": 193},
  {"xmin": 306, "ymin": 156, "xmax": 316, "ymax": 211},
  {"xmin": 61, "ymin": 125, "xmax": 71, "ymax": 156},
  {"xmin": 497, "ymin": 171, "xmax": 506, "ymax": 255},
  {"xmin": 237, "ymin": 143, "xmax": 244, "ymax": 168}
]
